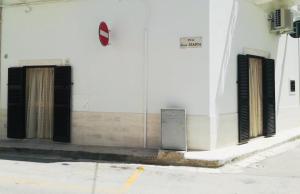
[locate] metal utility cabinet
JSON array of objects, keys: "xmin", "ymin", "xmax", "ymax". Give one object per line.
[{"xmin": 161, "ymin": 109, "xmax": 187, "ymax": 151}]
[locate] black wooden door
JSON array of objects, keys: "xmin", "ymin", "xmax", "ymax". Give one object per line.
[
  {"xmin": 237, "ymin": 55, "xmax": 250, "ymax": 143},
  {"xmin": 7, "ymin": 67, "xmax": 26, "ymax": 139},
  {"xmin": 53, "ymin": 66, "xmax": 72, "ymax": 142},
  {"xmin": 263, "ymin": 59, "xmax": 276, "ymax": 137}
]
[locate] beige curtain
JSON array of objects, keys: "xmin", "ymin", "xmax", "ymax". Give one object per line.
[
  {"xmin": 26, "ymin": 68, "xmax": 54, "ymax": 139},
  {"xmin": 249, "ymin": 58, "xmax": 263, "ymax": 138}
]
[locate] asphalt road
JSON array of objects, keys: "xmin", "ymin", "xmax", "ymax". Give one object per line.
[{"xmin": 0, "ymin": 141, "xmax": 299, "ymax": 194}]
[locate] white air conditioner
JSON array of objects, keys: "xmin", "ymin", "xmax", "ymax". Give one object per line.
[{"xmin": 270, "ymin": 9, "xmax": 293, "ymax": 34}]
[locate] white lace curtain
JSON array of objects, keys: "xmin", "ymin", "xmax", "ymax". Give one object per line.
[
  {"xmin": 26, "ymin": 68, "xmax": 54, "ymax": 139},
  {"xmin": 249, "ymin": 58, "xmax": 263, "ymax": 138}
]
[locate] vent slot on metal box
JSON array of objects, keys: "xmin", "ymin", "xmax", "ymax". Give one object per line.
[
  {"xmin": 161, "ymin": 109, "xmax": 187, "ymax": 151},
  {"xmin": 274, "ymin": 9, "xmax": 282, "ymax": 27}
]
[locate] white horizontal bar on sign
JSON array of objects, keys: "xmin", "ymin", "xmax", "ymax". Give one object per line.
[
  {"xmin": 18, "ymin": 59, "xmax": 65, "ymax": 66},
  {"xmin": 100, "ymin": 30, "xmax": 109, "ymax": 38}
]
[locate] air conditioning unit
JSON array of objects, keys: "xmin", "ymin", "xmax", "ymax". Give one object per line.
[{"xmin": 270, "ymin": 9, "xmax": 293, "ymax": 34}]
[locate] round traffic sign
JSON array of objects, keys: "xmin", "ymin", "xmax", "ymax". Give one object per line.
[{"xmin": 99, "ymin": 22, "xmax": 109, "ymax": 46}]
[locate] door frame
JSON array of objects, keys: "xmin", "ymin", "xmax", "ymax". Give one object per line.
[
  {"xmin": 7, "ymin": 65, "xmax": 72, "ymax": 143},
  {"xmin": 237, "ymin": 54, "xmax": 276, "ymax": 144}
]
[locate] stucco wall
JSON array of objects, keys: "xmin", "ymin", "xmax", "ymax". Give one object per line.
[
  {"xmin": 209, "ymin": 0, "xmax": 300, "ymax": 149},
  {"xmin": 0, "ymin": 0, "xmax": 210, "ymax": 150},
  {"xmin": 146, "ymin": 0, "xmax": 210, "ymax": 150},
  {"xmin": 276, "ymin": 36, "xmax": 300, "ymax": 132},
  {"xmin": 3, "ymin": 0, "xmax": 295, "ymax": 151}
]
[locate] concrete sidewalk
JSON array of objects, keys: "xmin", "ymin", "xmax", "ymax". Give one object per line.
[
  {"xmin": 0, "ymin": 128, "xmax": 300, "ymax": 167},
  {"xmin": 159, "ymin": 127, "xmax": 300, "ymax": 167}
]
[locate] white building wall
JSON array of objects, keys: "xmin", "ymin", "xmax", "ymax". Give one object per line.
[
  {"xmin": 276, "ymin": 36, "xmax": 300, "ymax": 131},
  {"xmin": 2, "ymin": 0, "xmax": 296, "ymax": 151},
  {"xmin": 146, "ymin": 0, "xmax": 210, "ymax": 150},
  {"xmin": 209, "ymin": 0, "xmax": 300, "ymax": 149},
  {"xmin": 0, "ymin": 0, "xmax": 210, "ymax": 150}
]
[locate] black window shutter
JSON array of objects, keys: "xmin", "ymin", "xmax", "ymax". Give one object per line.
[
  {"xmin": 7, "ymin": 67, "xmax": 26, "ymax": 139},
  {"xmin": 53, "ymin": 66, "xmax": 72, "ymax": 142},
  {"xmin": 238, "ymin": 55, "xmax": 250, "ymax": 143},
  {"xmin": 263, "ymin": 59, "xmax": 276, "ymax": 137}
]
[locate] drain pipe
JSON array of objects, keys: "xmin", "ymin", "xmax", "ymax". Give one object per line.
[
  {"xmin": 143, "ymin": 29, "xmax": 149, "ymax": 149},
  {"xmin": 0, "ymin": 7, "xmax": 2, "ymax": 139},
  {"xmin": 298, "ymin": 38, "xmax": 300, "ymax": 105},
  {"xmin": 143, "ymin": 1, "xmax": 150, "ymax": 149}
]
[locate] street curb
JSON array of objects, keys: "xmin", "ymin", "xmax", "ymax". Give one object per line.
[
  {"xmin": 0, "ymin": 146, "xmax": 159, "ymax": 165},
  {"xmin": 0, "ymin": 146, "xmax": 221, "ymax": 167},
  {"xmin": 0, "ymin": 133, "xmax": 300, "ymax": 168}
]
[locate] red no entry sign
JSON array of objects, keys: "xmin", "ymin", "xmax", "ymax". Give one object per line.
[{"xmin": 99, "ymin": 22, "xmax": 109, "ymax": 46}]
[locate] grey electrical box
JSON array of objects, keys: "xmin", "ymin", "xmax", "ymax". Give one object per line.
[{"xmin": 161, "ymin": 109, "xmax": 187, "ymax": 151}]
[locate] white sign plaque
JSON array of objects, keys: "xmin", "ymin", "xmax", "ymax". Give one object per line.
[{"xmin": 180, "ymin": 36, "xmax": 202, "ymax": 49}]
